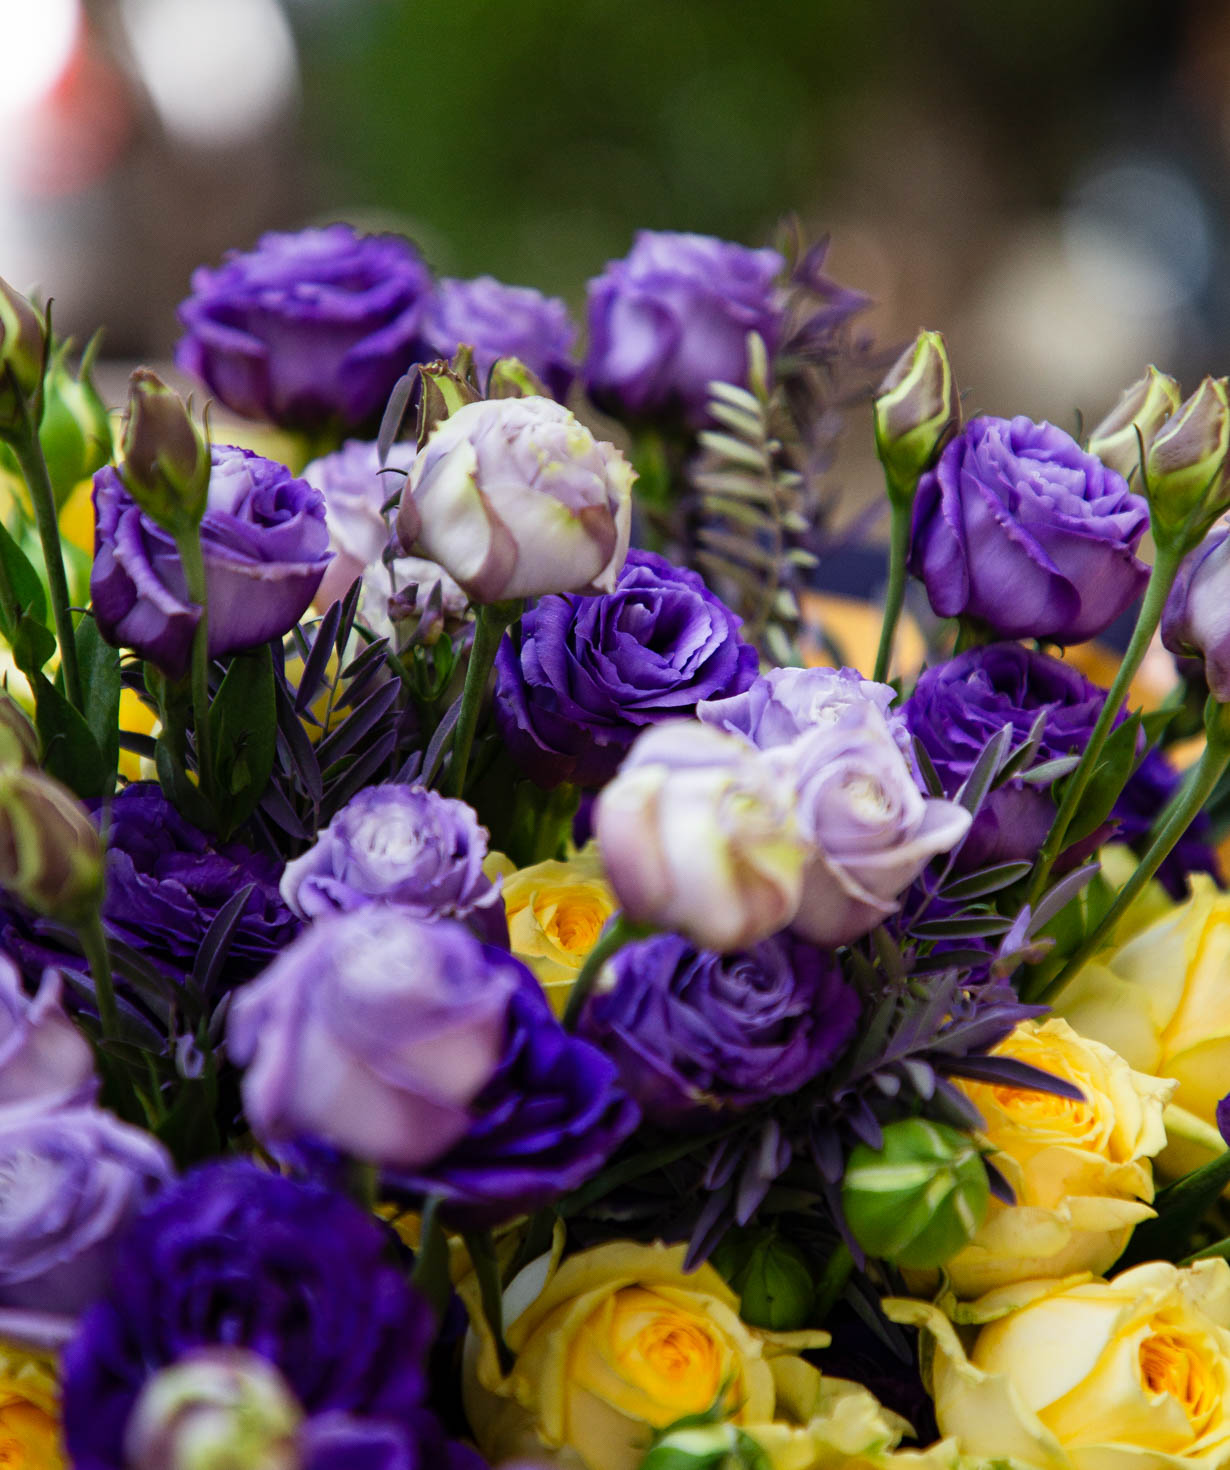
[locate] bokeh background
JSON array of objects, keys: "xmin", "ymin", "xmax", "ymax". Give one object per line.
[{"xmin": 4, "ymin": 0, "xmax": 1229, "ymax": 515}]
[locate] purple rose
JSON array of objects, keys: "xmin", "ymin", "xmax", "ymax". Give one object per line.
[
  {"xmin": 699, "ymin": 665, "xmax": 910, "ymax": 758},
  {"xmin": 175, "ymin": 224, "xmax": 435, "ymax": 431},
  {"xmin": 584, "ymin": 230, "xmax": 784, "ymax": 425},
  {"xmin": 61, "ymin": 1161, "xmax": 436, "ymax": 1470},
  {"xmin": 578, "ymin": 933, "xmax": 859, "ymax": 1127},
  {"xmin": 494, "ymin": 549, "xmax": 758, "ymax": 789},
  {"xmin": 388, "ymin": 968, "xmax": 639, "ymax": 1229},
  {"xmin": 227, "ymin": 909, "xmax": 519, "ymax": 1169},
  {"xmin": 1163, "ymin": 520, "xmax": 1230, "ymax": 701},
  {"xmin": 424, "ymin": 276, "xmax": 576, "ymax": 400},
  {"xmin": 278, "ymin": 784, "xmax": 506, "ymax": 944},
  {"xmin": 91, "ymin": 445, "xmax": 332, "ymax": 679},
  {"xmin": 908, "ymin": 415, "xmax": 1149, "ymax": 643},
  {"xmin": 0, "ymin": 1106, "xmax": 171, "ymax": 1315}
]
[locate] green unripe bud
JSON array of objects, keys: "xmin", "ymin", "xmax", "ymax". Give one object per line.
[
  {"xmin": 0, "ymin": 694, "xmax": 39, "ymax": 770},
  {"xmin": 711, "ymin": 1229, "xmax": 815, "ymax": 1331},
  {"xmin": 1145, "ymin": 375, "xmax": 1230, "ymax": 547},
  {"xmin": 841, "ymin": 1118, "xmax": 988, "ymax": 1270},
  {"xmin": 1086, "ymin": 365, "xmax": 1180, "ymax": 483},
  {"xmin": 39, "ymin": 340, "xmax": 114, "ymax": 507},
  {"xmin": 487, "ymin": 355, "xmax": 551, "ymax": 400},
  {"xmin": 873, "ymin": 329, "xmax": 959, "ymax": 499},
  {"xmin": 0, "ymin": 278, "xmax": 45, "ymax": 435},
  {"xmin": 120, "ymin": 368, "xmax": 210, "ymax": 534},
  {"xmin": 0, "ymin": 768, "xmax": 103, "ymax": 926},
  {"xmin": 641, "ymin": 1421, "xmax": 767, "ymax": 1470}
]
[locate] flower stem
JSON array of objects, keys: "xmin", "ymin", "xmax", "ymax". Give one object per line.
[
  {"xmin": 446, "ymin": 601, "xmax": 520, "ymax": 799},
  {"xmin": 1025, "ymin": 542, "xmax": 1185, "ymax": 907},
  {"xmin": 463, "ymin": 1228, "xmax": 514, "ymax": 1375},
  {"xmin": 562, "ymin": 912, "xmax": 647, "ymax": 1032},
  {"xmin": 173, "ymin": 527, "xmax": 217, "ymax": 813},
  {"xmin": 9, "ymin": 411, "xmax": 82, "ymax": 712},
  {"xmin": 872, "ymin": 499, "xmax": 911, "ymax": 685},
  {"xmin": 73, "ymin": 909, "xmax": 119, "ymax": 1041},
  {"xmin": 410, "ymin": 1195, "xmax": 453, "ymax": 1322}
]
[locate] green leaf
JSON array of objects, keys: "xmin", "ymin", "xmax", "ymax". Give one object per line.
[
  {"xmin": 1062, "ymin": 713, "xmax": 1142, "ymax": 848},
  {"xmin": 154, "ymin": 736, "xmax": 214, "ymax": 831},
  {"xmin": 0, "ymin": 516, "xmax": 47, "ymax": 639},
  {"xmin": 10, "ymin": 613, "xmax": 55, "ymax": 673},
  {"xmin": 208, "ymin": 646, "xmax": 276, "ymax": 837},
  {"xmin": 29, "ymin": 669, "xmax": 108, "ymax": 797},
  {"xmin": 154, "ymin": 1060, "xmax": 220, "ymax": 1168},
  {"xmin": 1116, "ymin": 1147, "xmax": 1230, "ymax": 1271},
  {"xmin": 76, "ymin": 614, "xmax": 120, "ymax": 791}
]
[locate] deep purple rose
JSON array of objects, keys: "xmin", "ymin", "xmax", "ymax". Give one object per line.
[
  {"xmin": 91, "ymin": 444, "xmax": 332, "ymax": 679},
  {"xmin": 584, "ymin": 230, "xmax": 784, "ymax": 425},
  {"xmin": 175, "ymin": 224, "xmax": 435, "ymax": 431},
  {"xmin": 578, "ymin": 932, "xmax": 859, "ymax": 1127},
  {"xmin": 61, "ymin": 1161, "xmax": 435, "ymax": 1470},
  {"xmin": 0, "ymin": 957, "xmax": 95, "ymax": 1115},
  {"xmin": 424, "ymin": 275, "xmax": 576, "ymax": 400},
  {"xmin": 1162, "ymin": 520, "xmax": 1230, "ymax": 701},
  {"xmin": 908, "ymin": 415, "xmax": 1149, "ymax": 643},
  {"xmin": 494, "ymin": 549, "xmax": 758, "ymax": 788},
  {"xmin": 0, "ymin": 1106, "xmax": 171, "ymax": 1315},
  {"xmin": 389, "ymin": 969, "xmax": 640, "ymax": 1229}
]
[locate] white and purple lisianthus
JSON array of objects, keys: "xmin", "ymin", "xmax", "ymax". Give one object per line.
[
  {"xmin": 423, "ymin": 275, "xmax": 577, "ymax": 400},
  {"xmin": 0, "ymin": 957, "xmax": 96, "ymax": 1116},
  {"xmin": 1163, "ymin": 518, "xmax": 1230, "ymax": 701}
]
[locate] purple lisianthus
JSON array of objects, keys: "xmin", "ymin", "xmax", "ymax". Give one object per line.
[
  {"xmin": 699, "ymin": 665, "xmax": 910, "ymax": 759},
  {"xmin": 389, "ymin": 969, "xmax": 640, "ymax": 1229},
  {"xmin": 1162, "ymin": 519, "xmax": 1230, "ymax": 701},
  {"xmin": 279, "ymin": 784, "xmax": 505, "ymax": 944},
  {"xmin": 0, "ymin": 1106, "xmax": 171, "ymax": 1315},
  {"xmin": 494, "ymin": 549, "xmax": 758, "ymax": 789},
  {"xmin": 424, "ymin": 275, "xmax": 576, "ymax": 400},
  {"xmin": 61, "ymin": 1161, "xmax": 435, "ymax": 1470},
  {"xmin": 584, "ymin": 230, "xmax": 784, "ymax": 426},
  {"xmin": 908, "ymin": 415, "xmax": 1149, "ymax": 643},
  {"xmin": 91, "ymin": 444, "xmax": 332, "ymax": 679},
  {"xmin": 0, "ymin": 957, "xmax": 95, "ymax": 1114},
  {"xmin": 227, "ymin": 909, "xmax": 518, "ymax": 1170},
  {"xmin": 176, "ymin": 224, "xmax": 435, "ymax": 432},
  {"xmin": 578, "ymin": 933, "xmax": 859, "ymax": 1127}
]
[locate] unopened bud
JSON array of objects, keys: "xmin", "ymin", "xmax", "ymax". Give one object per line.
[
  {"xmin": 0, "ymin": 694, "xmax": 38, "ymax": 770},
  {"xmin": 1145, "ymin": 376, "xmax": 1230, "ymax": 546},
  {"xmin": 1087, "ymin": 365, "xmax": 1181, "ymax": 482},
  {"xmin": 39, "ymin": 340, "xmax": 114, "ymax": 507},
  {"xmin": 121, "ymin": 369, "xmax": 210, "ymax": 534},
  {"xmin": 874, "ymin": 329, "xmax": 959, "ymax": 496},
  {"xmin": 487, "ymin": 356, "xmax": 551, "ymax": 400},
  {"xmin": 841, "ymin": 1118, "xmax": 988, "ymax": 1270},
  {"xmin": 0, "ymin": 279, "xmax": 45, "ymax": 434},
  {"xmin": 124, "ymin": 1348, "xmax": 303, "ymax": 1470},
  {"xmin": 641, "ymin": 1422, "xmax": 764, "ymax": 1470},
  {"xmin": 0, "ymin": 769, "xmax": 103, "ymax": 925}
]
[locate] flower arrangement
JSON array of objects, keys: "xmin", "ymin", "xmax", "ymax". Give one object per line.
[{"xmin": 1, "ymin": 217, "xmax": 1230, "ymax": 1470}]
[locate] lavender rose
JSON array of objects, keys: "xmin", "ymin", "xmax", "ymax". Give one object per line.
[
  {"xmin": 0, "ymin": 1106, "xmax": 171, "ymax": 1314},
  {"xmin": 494, "ymin": 549, "xmax": 758, "ymax": 789},
  {"xmin": 302, "ymin": 438, "xmax": 418, "ymax": 609},
  {"xmin": 908, "ymin": 415, "xmax": 1149, "ymax": 643},
  {"xmin": 278, "ymin": 784, "xmax": 505, "ymax": 943},
  {"xmin": 227, "ymin": 908, "xmax": 519, "ymax": 1169},
  {"xmin": 396, "ymin": 396, "xmax": 633, "ymax": 603},
  {"xmin": 578, "ymin": 933, "xmax": 859, "ymax": 1127},
  {"xmin": 175, "ymin": 224, "xmax": 435, "ymax": 432},
  {"xmin": 423, "ymin": 276, "xmax": 576, "ymax": 400},
  {"xmin": 92, "ymin": 445, "xmax": 331, "ymax": 679},
  {"xmin": 1163, "ymin": 519, "xmax": 1230, "ymax": 701},
  {"xmin": 584, "ymin": 230, "xmax": 784, "ymax": 425},
  {"xmin": 0, "ymin": 958, "xmax": 95, "ymax": 1115}
]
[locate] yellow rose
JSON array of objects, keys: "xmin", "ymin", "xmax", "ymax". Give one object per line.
[
  {"xmin": 0, "ymin": 1343, "xmax": 64, "ymax": 1469},
  {"xmin": 890, "ymin": 1259, "xmax": 1230, "ymax": 1470},
  {"xmin": 943, "ymin": 1017, "xmax": 1173, "ymax": 1296},
  {"xmin": 1058, "ymin": 874, "xmax": 1230, "ymax": 1173},
  {"xmin": 462, "ymin": 1238, "xmax": 827, "ymax": 1470},
  {"xmin": 498, "ymin": 848, "xmax": 617, "ymax": 1016}
]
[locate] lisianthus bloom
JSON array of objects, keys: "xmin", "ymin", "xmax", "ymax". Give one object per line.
[
  {"xmin": 908, "ymin": 415, "xmax": 1149, "ymax": 643},
  {"xmin": 1163, "ymin": 518, "xmax": 1230, "ymax": 702},
  {"xmin": 495, "ymin": 549, "xmax": 758, "ymax": 789},
  {"xmin": 302, "ymin": 437, "xmax": 417, "ymax": 609},
  {"xmin": 891, "ymin": 1259, "xmax": 1230, "ymax": 1470},
  {"xmin": 175, "ymin": 224, "xmax": 435, "ymax": 432},
  {"xmin": 699, "ymin": 664, "xmax": 910, "ymax": 758},
  {"xmin": 0, "ymin": 1343, "xmax": 63, "ymax": 1470},
  {"xmin": 0, "ymin": 956, "xmax": 95, "ymax": 1116},
  {"xmin": 423, "ymin": 276, "xmax": 577, "ymax": 400},
  {"xmin": 462, "ymin": 1239, "xmax": 826, "ymax": 1470},
  {"xmin": 497, "ymin": 847, "xmax": 617, "ymax": 1016},
  {"xmin": 943, "ymin": 1018, "xmax": 1173, "ymax": 1296}
]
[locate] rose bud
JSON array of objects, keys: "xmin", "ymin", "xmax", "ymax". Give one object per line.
[
  {"xmin": 396, "ymin": 396, "xmax": 634, "ymax": 603},
  {"xmin": 1087, "ymin": 365, "xmax": 1181, "ymax": 482},
  {"xmin": 124, "ymin": 1348, "xmax": 303, "ymax": 1470},
  {"xmin": 1146, "ymin": 375, "xmax": 1230, "ymax": 544},
  {"xmin": 1162, "ymin": 519, "xmax": 1230, "ymax": 701},
  {"xmin": 0, "ymin": 694, "xmax": 38, "ymax": 770},
  {"xmin": 120, "ymin": 369, "xmax": 210, "ymax": 534},
  {"xmin": 841, "ymin": 1117, "xmax": 989, "ymax": 1270},
  {"xmin": 0, "ymin": 277, "xmax": 44, "ymax": 432},
  {"xmin": 0, "ymin": 768, "xmax": 104, "ymax": 926},
  {"xmin": 873, "ymin": 328, "xmax": 960, "ymax": 495}
]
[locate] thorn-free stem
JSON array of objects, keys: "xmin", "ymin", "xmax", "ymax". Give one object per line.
[
  {"xmin": 446, "ymin": 601, "xmax": 520, "ymax": 799},
  {"xmin": 872, "ymin": 497, "xmax": 910, "ymax": 685},
  {"xmin": 74, "ymin": 908, "xmax": 119, "ymax": 1041},
  {"xmin": 174, "ymin": 527, "xmax": 217, "ymax": 814}
]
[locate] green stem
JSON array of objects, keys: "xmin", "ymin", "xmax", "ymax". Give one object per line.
[
  {"xmin": 1025, "ymin": 542, "xmax": 1186, "ymax": 907},
  {"xmin": 562, "ymin": 912, "xmax": 646, "ymax": 1032},
  {"xmin": 410, "ymin": 1195, "xmax": 453, "ymax": 1321},
  {"xmin": 347, "ymin": 1159, "xmax": 379, "ymax": 1213},
  {"xmin": 446, "ymin": 601, "xmax": 519, "ymax": 799},
  {"xmin": 872, "ymin": 500, "xmax": 911, "ymax": 685},
  {"xmin": 1037, "ymin": 726, "xmax": 1230, "ymax": 1005},
  {"xmin": 173, "ymin": 528, "xmax": 216, "ymax": 812},
  {"xmin": 464, "ymin": 1229, "xmax": 514, "ymax": 1375},
  {"xmin": 10, "ymin": 413, "xmax": 82, "ymax": 711},
  {"xmin": 74, "ymin": 909, "xmax": 119, "ymax": 1041}
]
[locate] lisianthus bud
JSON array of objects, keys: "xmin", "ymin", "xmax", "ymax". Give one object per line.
[
  {"xmin": 841, "ymin": 1118, "xmax": 988, "ymax": 1270},
  {"xmin": 0, "ymin": 768, "xmax": 103, "ymax": 925},
  {"xmin": 712, "ymin": 1229, "xmax": 816, "ymax": 1330},
  {"xmin": 874, "ymin": 328, "xmax": 959, "ymax": 494},
  {"xmin": 0, "ymin": 694, "xmax": 38, "ymax": 769},
  {"xmin": 124, "ymin": 1348, "xmax": 303, "ymax": 1470},
  {"xmin": 1145, "ymin": 375, "xmax": 1230, "ymax": 544},
  {"xmin": 35, "ymin": 340, "xmax": 114, "ymax": 507},
  {"xmin": 1087, "ymin": 365, "xmax": 1181, "ymax": 481},
  {"xmin": 0, "ymin": 277, "xmax": 44, "ymax": 431},
  {"xmin": 1162, "ymin": 520, "xmax": 1230, "ymax": 702},
  {"xmin": 120, "ymin": 368, "xmax": 210, "ymax": 533}
]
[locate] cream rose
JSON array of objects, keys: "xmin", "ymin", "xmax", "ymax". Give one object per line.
[
  {"xmin": 890, "ymin": 1259, "xmax": 1230, "ymax": 1470},
  {"xmin": 943, "ymin": 1017, "xmax": 1173, "ymax": 1296}
]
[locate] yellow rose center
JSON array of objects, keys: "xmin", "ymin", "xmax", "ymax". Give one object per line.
[
  {"xmin": 987, "ymin": 1082, "xmax": 1098, "ymax": 1134},
  {"xmin": 0, "ymin": 1402, "xmax": 63, "ymax": 1470},
  {"xmin": 1139, "ymin": 1327, "xmax": 1221, "ymax": 1437},
  {"xmin": 537, "ymin": 891, "xmax": 608, "ymax": 958}
]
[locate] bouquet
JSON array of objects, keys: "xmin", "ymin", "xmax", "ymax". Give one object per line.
[{"xmin": 0, "ymin": 217, "xmax": 1229, "ymax": 1470}]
